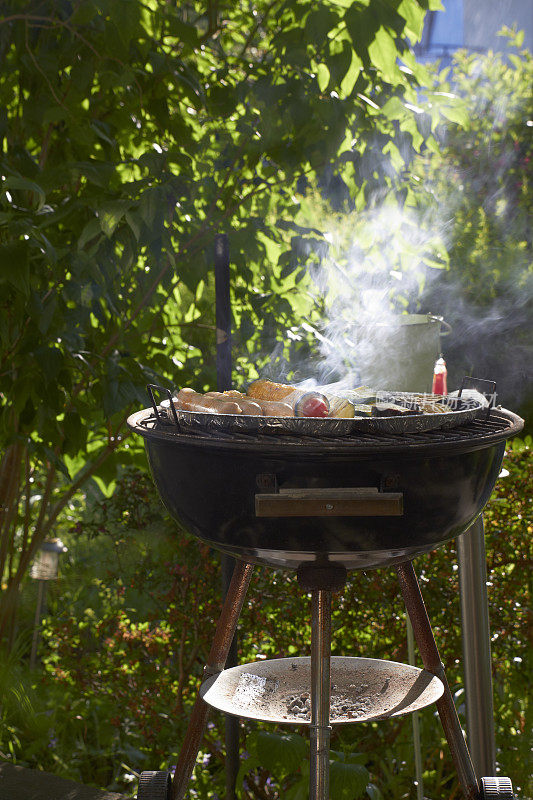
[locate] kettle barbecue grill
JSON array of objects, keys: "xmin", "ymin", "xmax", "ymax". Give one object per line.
[{"xmin": 128, "ymin": 389, "xmax": 523, "ymax": 800}]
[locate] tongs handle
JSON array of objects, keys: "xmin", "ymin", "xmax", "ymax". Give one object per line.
[
  {"xmin": 255, "ymin": 487, "xmax": 403, "ymax": 517},
  {"xmin": 147, "ymin": 384, "xmax": 180, "ymax": 427}
]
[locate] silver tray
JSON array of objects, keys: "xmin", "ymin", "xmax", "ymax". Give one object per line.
[{"xmin": 159, "ymin": 392, "xmax": 485, "ymax": 437}]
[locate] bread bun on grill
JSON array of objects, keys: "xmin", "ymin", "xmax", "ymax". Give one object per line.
[{"xmin": 247, "ymin": 379, "xmax": 304, "ymax": 404}]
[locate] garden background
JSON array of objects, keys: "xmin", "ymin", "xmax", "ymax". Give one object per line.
[{"xmin": 0, "ymin": 0, "xmax": 531, "ymax": 798}]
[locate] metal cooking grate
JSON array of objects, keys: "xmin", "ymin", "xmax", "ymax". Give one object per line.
[{"xmin": 133, "ymin": 408, "xmax": 518, "ymax": 454}]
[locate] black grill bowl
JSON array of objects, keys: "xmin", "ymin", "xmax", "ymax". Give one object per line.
[{"xmin": 127, "ymin": 408, "xmax": 523, "ymax": 570}]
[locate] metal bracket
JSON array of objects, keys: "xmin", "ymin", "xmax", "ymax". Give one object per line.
[
  {"xmin": 256, "ymin": 473, "xmax": 278, "ymax": 493},
  {"xmin": 458, "ymin": 377, "xmax": 497, "ymax": 420},
  {"xmin": 146, "ymin": 384, "xmax": 180, "ymax": 427}
]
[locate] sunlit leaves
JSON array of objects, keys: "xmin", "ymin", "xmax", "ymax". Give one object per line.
[
  {"xmin": 368, "ymin": 26, "xmax": 401, "ymax": 83},
  {"xmin": 305, "ymin": 7, "xmax": 340, "ymax": 46},
  {"xmin": 397, "ymin": 0, "xmax": 426, "ymax": 42},
  {"xmin": 0, "ymin": 0, "xmax": 451, "ymax": 543}
]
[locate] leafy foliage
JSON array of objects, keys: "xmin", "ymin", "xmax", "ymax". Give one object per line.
[
  {"xmin": 0, "ymin": 0, "xmax": 457, "ymax": 643},
  {"xmin": 237, "ymin": 730, "xmax": 378, "ymax": 799}
]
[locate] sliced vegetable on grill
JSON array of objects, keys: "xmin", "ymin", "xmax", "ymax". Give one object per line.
[
  {"xmin": 371, "ymin": 402, "xmax": 418, "ymax": 417},
  {"xmin": 351, "ymin": 404, "xmax": 373, "ymax": 417},
  {"xmin": 327, "ymin": 397, "xmax": 356, "ymax": 418},
  {"xmin": 345, "ymin": 387, "xmax": 377, "ymax": 405}
]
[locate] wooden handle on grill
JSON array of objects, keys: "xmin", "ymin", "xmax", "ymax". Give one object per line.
[{"xmin": 255, "ymin": 487, "xmax": 403, "ymax": 517}]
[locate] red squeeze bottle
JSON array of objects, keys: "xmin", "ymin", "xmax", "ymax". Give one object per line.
[{"xmin": 432, "ymin": 356, "xmax": 448, "ymax": 395}]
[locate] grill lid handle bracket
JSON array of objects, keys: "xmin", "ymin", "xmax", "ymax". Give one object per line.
[
  {"xmin": 255, "ymin": 487, "xmax": 403, "ymax": 517},
  {"xmin": 147, "ymin": 383, "xmax": 180, "ymax": 427},
  {"xmin": 458, "ymin": 377, "xmax": 497, "ymax": 419}
]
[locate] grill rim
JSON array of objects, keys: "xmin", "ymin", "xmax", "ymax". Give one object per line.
[{"xmin": 127, "ymin": 407, "xmax": 523, "ymax": 457}]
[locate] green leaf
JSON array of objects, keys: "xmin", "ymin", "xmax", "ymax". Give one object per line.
[
  {"xmin": 70, "ymin": 0, "xmax": 98, "ymax": 24},
  {"xmin": 340, "ymin": 51, "xmax": 363, "ymax": 97},
  {"xmin": 40, "ymin": 446, "xmax": 71, "ymax": 480},
  {"xmin": 78, "ymin": 219, "xmax": 102, "ymax": 251},
  {"xmin": 35, "ymin": 345, "xmax": 64, "ymax": 381},
  {"xmin": 166, "ymin": 14, "xmax": 200, "ymax": 47},
  {"xmin": 0, "ymin": 241, "xmax": 30, "ymax": 295},
  {"xmin": 91, "ymin": 120, "xmax": 116, "ymax": 147},
  {"xmin": 38, "ymin": 295, "xmax": 57, "ymax": 335},
  {"xmin": 3, "ymin": 176, "xmax": 46, "ymax": 211},
  {"xmin": 345, "ymin": 752, "xmax": 369, "ymax": 765},
  {"xmin": 305, "ymin": 8, "xmax": 340, "ymax": 44},
  {"xmin": 368, "ymin": 26, "xmax": 398, "ymax": 82},
  {"xmin": 285, "ymin": 780, "xmax": 308, "ymax": 800},
  {"xmin": 62, "ymin": 411, "xmax": 87, "ymax": 456},
  {"xmin": 125, "ymin": 211, "xmax": 142, "ymax": 241},
  {"xmin": 327, "ymin": 39, "xmax": 354, "ymax": 89},
  {"xmin": 381, "ymin": 96, "xmax": 408, "ymax": 120},
  {"xmin": 317, "ymin": 63, "xmax": 330, "ymax": 92},
  {"xmin": 439, "ymin": 102, "xmax": 469, "ymax": 127},
  {"xmin": 247, "ymin": 731, "xmax": 307, "ymax": 777},
  {"xmin": 73, "ymin": 160, "xmax": 115, "ymax": 187},
  {"xmin": 139, "ymin": 187, "xmax": 165, "ymax": 229},
  {"xmin": 99, "ymin": 201, "xmax": 130, "ymax": 237},
  {"xmin": 237, "ymin": 754, "xmax": 261, "ymax": 791},
  {"xmin": 329, "ymin": 760, "xmax": 369, "ymax": 798},
  {"xmin": 397, "ymin": 0, "xmax": 426, "ymax": 42}
]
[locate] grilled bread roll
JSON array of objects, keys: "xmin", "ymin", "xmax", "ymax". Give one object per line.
[
  {"xmin": 247, "ymin": 380, "xmax": 330, "ymax": 416},
  {"xmin": 247, "ymin": 379, "xmax": 304, "ymax": 404},
  {"xmin": 224, "ymin": 390, "xmax": 293, "ymax": 416},
  {"xmin": 233, "ymin": 398, "xmax": 264, "ymax": 416},
  {"xmin": 252, "ymin": 399, "xmax": 294, "ymax": 417},
  {"xmin": 176, "ymin": 388, "xmax": 242, "ymax": 415},
  {"xmin": 223, "ymin": 389, "xmax": 294, "ymax": 417},
  {"xmin": 176, "ymin": 387, "xmax": 293, "ymax": 417},
  {"xmin": 204, "ymin": 390, "xmax": 264, "ymax": 416}
]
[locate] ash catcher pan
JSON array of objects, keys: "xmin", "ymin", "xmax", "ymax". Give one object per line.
[{"xmin": 200, "ymin": 656, "xmax": 444, "ymax": 725}]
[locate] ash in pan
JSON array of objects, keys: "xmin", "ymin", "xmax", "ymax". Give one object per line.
[
  {"xmin": 283, "ymin": 681, "xmax": 390, "ymax": 721},
  {"xmin": 232, "ymin": 672, "xmax": 279, "ymax": 709}
]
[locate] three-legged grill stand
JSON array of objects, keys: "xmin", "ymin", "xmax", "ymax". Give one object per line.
[{"xmin": 137, "ymin": 558, "xmax": 514, "ymax": 800}]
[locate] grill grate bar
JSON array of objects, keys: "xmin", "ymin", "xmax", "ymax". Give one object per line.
[{"xmin": 138, "ymin": 410, "xmax": 515, "ymax": 452}]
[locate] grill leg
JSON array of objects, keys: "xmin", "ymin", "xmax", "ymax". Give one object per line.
[
  {"xmin": 221, "ymin": 554, "xmax": 240, "ymax": 800},
  {"xmin": 309, "ymin": 588, "xmax": 333, "ymax": 800},
  {"xmin": 396, "ymin": 561, "xmax": 480, "ymax": 800},
  {"xmin": 457, "ymin": 517, "xmax": 496, "ymax": 777},
  {"xmin": 171, "ymin": 561, "xmax": 254, "ymax": 800}
]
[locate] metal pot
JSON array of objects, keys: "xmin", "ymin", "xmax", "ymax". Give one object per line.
[{"xmin": 359, "ymin": 313, "xmax": 451, "ymax": 393}]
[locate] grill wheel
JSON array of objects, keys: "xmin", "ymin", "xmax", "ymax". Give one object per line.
[
  {"xmin": 480, "ymin": 776, "xmax": 514, "ymax": 798},
  {"xmin": 137, "ymin": 770, "xmax": 172, "ymax": 800}
]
